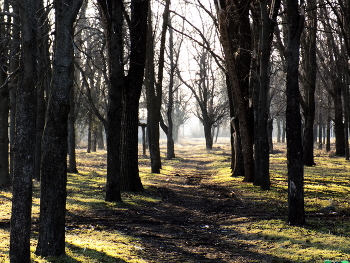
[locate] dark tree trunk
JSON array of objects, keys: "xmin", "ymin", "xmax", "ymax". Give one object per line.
[
  {"xmin": 0, "ymin": 0, "xmax": 10, "ymax": 188},
  {"xmin": 87, "ymin": 110, "xmax": 92, "ymax": 153},
  {"xmin": 98, "ymin": 0, "xmax": 123, "ymax": 202},
  {"xmin": 231, "ymin": 117, "xmax": 245, "ymax": 177},
  {"xmin": 333, "ymin": 82, "xmax": 345, "ymax": 156},
  {"xmin": 166, "ymin": 21, "xmax": 175, "ymax": 160},
  {"xmin": 302, "ymin": 0, "xmax": 317, "ymax": 166},
  {"xmin": 10, "ymin": 0, "xmax": 37, "ymax": 261},
  {"xmin": 9, "ymin": 2, "xmax": 20, "ymax": 180},
  {"xmin": 35, "ymin": 0, "xmax": 83, "ymax": 256},
  {"xmin": 146, "ymin": 0, "xmax": 170, "ymax": 172},
  {"xmin": 277, "ymin": 118, "xmax": 281, "ymax": 143},
  {"xmin": 255, "ymin": 0, "xmax": 281, "ymax": 190},
  {"xmin": 120, "ymin": 91, "xmax": 144, "ymax": 192},
  {"xmin": 34, "ymin": 0, "xmax": 50, "ymax": 181},
  {"xmin": 0, "ymin": 65, "xmax": 10, "ymax": 188},
  {"xmin": 326, "ymin": 112, "xmax": 331, "ymax": 152},
  {"xmin": 203, "ymin": 119, "xmax": 213, "ymax": 150},
  {"xmin": 285, "ymin": 0, "xmax": 305, "ymax": 226},
  {"xmin": 318, "ymin": 113, "xmax": 323, "ymax": 149},
  {"xmin": 68, "ymin": 86, "xmax": 78, "ymax": 173},
  {"xmin": 215, "ymin": 0, "xmax": 254, "ymax": 183},
  {"xmin": 120, "ymin": 0, "xmax": 148, "ymax": 190}
]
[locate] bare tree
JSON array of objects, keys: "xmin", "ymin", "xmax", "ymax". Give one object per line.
[
  {"xmin": 35, "ymin": 0, "xmax": 83, "ymax": 256},
  {"xmin": 10, "ymin": 0, "xmax": 37, "ymax": 260},
  {"xmin": 284, "ymin": 0, "xmax": 305, "ymax": 226}
]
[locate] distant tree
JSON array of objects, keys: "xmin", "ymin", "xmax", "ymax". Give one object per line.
[
  {"xmin": 145, "ymin": 0, "xmax": 171, "ymax": 173},
  {"xmin": 35, "ymin": 0, "xmax": 83, "ymax": 256},
  {"xmin": 10, "ymin": 0, "xmax": 37, "ymax": 260}
]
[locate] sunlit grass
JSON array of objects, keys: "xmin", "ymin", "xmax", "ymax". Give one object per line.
[{"xmin": 1, "ymin": 140, "xmax": 350, "ymax": 262}]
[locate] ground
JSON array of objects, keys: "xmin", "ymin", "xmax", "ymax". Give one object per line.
[
  {"xmin": 2, "ymin": 138, "xmax": 350, "ymax": 262},
  {"xmin": 65, "ymin": 139, "xmax": 287, "ymax": 263}
]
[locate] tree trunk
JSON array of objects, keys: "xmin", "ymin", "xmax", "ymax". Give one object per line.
[
  {"xmin": 166, "ymin": 21, "xmax": 175, "ymax": 160},
  {"xmin": 35, "ymin": 0, "xmax": 83, "ymax": 256},
  {"xmin": 120, "ymin": 0, "xmax": 148, "ymax": 190},
  {"xmin": 302, "ymin": 0, "xmax": 317, "ymax": 166},
  {"xmin": 68, "ymin": 86, "xmax": 78, "ymax": 173},
  {"xmin": 216, "ymin": 0, "xmax": 254, "ymax": 182},
  {"xmin": 34, "ymin": 0, "xmax": 50, "ymax": 181},
  {"xmin": 0, "ymin": 63, "xmax": 10, "ymax": 188},
  {"xmin": 203, "ymin": 118, "xmax": 213, "ymax": 150},
  {"xmin": 98, "ymin": 0, "xmax": 123, "ymax": 202},
  {"xmin": 146, "ymin": 0, "xmax": 170, "ymax": 173},
  {"xmin": 318, "ymin": 112, "xmax": 323, "ymax": 149},
  {"xmin": 9, "ymin": 2, "xmax": 20, "ymax": 180},
  {"xmin": 255, "ymin": 0, "xmax": 281, "ymax": 190},
  {"xmin": 120, "ymin": 91, "xmax": 144, "ymax": 192},
  {"xmin": 10, "ymin": 0, "xmax": 37, "ymax": 260},
  {"xmin": 285, "ymin": 0, "xmax": 305, "ymax": 226}
]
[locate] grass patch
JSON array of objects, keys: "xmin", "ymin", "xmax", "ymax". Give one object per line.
[{"xmin": 1, "ymin": 140, "xmax": 350, "ymax": 262}]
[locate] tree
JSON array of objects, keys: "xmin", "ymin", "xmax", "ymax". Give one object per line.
[
  {"xmin": 10, "ymin": 0, "xmax": 37, "ymax": 260},
  {"xmin": 98, "ymin": 0, "xmax": 148, "ymax": 199},
  {"xmin": 145, "ymin": 0, "xmax": 171, "ymax": 173},
  {"xmin": 35, "ymin": 0, "xmax": 83, "ymax": 256},
  {"xmin": 214, "ymin": 0, "xmax": 254, "ymax": 182},
  {"xmin": 253, "ymin": 0, "xmax": 281, "ymax": 189},
  {"xmin": 285, "ymin": 0, "xmax": 305, "ymax": 225},
  {"xmin": 0, "ymin": 0, "xmax": 11, "ymax": 188},
  {"xmin": 300, "ymin": 0, "xmax": 317, "ymax": 166},
  {"xmin": 34, "ymin": 0, "xmax": 51, "ymax": 180}
]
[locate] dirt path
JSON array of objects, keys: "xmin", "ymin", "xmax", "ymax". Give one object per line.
[{"xmin": 67, "ymin": 145, "xmax": 281, "ymax": 262}]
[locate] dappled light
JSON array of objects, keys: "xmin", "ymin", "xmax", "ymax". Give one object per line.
[{"xmin": 1, "ymin": 139, "xmax": 350, "ymax": 262}]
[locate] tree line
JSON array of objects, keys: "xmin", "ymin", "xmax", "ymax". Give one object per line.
[{"xmin": 0, "ymin": 0, "xmax": 349, "ymax": 261}]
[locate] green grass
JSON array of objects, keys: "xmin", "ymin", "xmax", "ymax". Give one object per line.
[{"xmin": 1, "ymin": 140, "xmax": 350, "ymax": 262}]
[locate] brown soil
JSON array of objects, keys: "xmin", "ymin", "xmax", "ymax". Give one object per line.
[{"xmin": 66, "ymin": 141, "xmax": 286, "ymax": 263}]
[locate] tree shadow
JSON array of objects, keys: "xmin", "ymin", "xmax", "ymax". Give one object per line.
[{"xmin": 51, "ymin": 242, "xmax": 128, "ymax": 263}]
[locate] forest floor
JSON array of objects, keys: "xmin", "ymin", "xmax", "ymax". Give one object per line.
[{"xmin": 1, "ymin": 138, "xmax": 350, "ymax": 262}]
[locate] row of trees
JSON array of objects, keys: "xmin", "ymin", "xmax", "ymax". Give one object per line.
[{"xmin": 2, "ymin": 0, "xmax": 350, "ymax": 261}]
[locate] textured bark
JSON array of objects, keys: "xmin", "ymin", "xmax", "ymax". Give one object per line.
[
  {"xmin": 285, "ymin": 0, "xmax": 305, "ymax": 226},
  {"xmin": 9, "ymin": 2, "xmax": 20, "ymax": 180},
  {"xmin": 166, "ymin": 21, "xmax": 175, "ymax": 160},
  {"xmin": 99, "ymin": 0, "xmax": 148, "ymax": 197},
  {"xmin": 146, "ymin": 0, "xmax": 170, "ymax": 172},
  {"xmin": 34, "ymin": 0, "xmax": 50, "ymax": 181},
  {"xmin": 120, "ymin": 0, "xmax": 148, "ymax": 190},
  {"xmin": 10, "ymin": 0, "xmax": 37, "ymax": 261},
  {"xmin": 301, "ymin": 0, "xmax": 317, "ymax": 166},
  {"xmin": 98, "ymin": 0, "xmax": 123, "ymax": 202},
  {"xmin": 35, "ymin": 0, "xmax": 83, "ymax": 256},
  {"xmin": 215, "ymin": 0, "xmax": 254, "ymax": 182},
  {"xmin": 254, "ymin": 0, "xmax": 281, "ymax": 190},
  {"xmin": 0, "ymin": 0, "xmax": 10, "ymax": 188},
  {"xmin": 0, "ymin": 69, "xmax": 9, "ymax": 188},
  {"xmin": 68, "ymin": 86, "xmax": 78, "ymax": 173}
]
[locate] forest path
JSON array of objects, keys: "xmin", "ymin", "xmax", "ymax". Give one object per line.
[{"xmin": 67, "ymin": 139, "xmax": 283, "ymax": 263}]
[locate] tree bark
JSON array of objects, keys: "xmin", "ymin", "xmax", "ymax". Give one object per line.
[
  {"xmin": 10, "ymin": 0, "xmax": 37, "ymax": 261},
  {"xmin": 68, "ymin": 85, "xmax": 78, "ymax": 173},
  {"xmin": 285, "ymin": 0, "xmax": 305, "ymax": 226},
  {"xmin": 98, "ymin": 0, "xmax": 123, "ymax": 202},
  {"xmin": 215, "ymin": 0, "xmax": 254, "ymax": 182},
  {"xmin": 120, "ymin": 0, "xmax": 148, "ymax": 190},
  {"xmin": 301, "ymin": 0, "xmax": 317, "ymax": 166},
  {"xmin": 35, "ymin": 0, "xmax": 83, "ymax": 256},
  {"xmin": 166, "ymin": 20, "xmax": 175, "ymax": 160}
]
